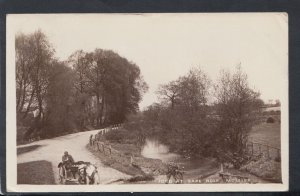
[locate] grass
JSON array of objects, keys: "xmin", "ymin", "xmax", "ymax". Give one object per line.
[
  {"xmin": 245, "ymin": 122, "xmax": 282, "ymax": 182},
  {"xmin": 17, "ymin": 160, "xmax": 55, "ymax": 184},
  {"xmin": 86, "ymin": 144, "xmax": 145, "ymax": 176},
  {"xmin": 249, "ymin": 122, "xmax": 281, "ymax": 148},
  {"xmin": 241, "ymin": 156, "xmax": 282, "ymax": 183},
  {"xmin": 87, "ymin": 140, "xmax": 167, "ymax": 182},
  {"xmin": 17, "ymin": 145, "xmax": 42, "ymax": 155},
  {"xmin": 111, "ymin": 143, "xmax": 141, "ymax": 157}
]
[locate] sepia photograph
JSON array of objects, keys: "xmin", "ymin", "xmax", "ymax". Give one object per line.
[{"xmin": 6, "ymin": 13, "xmax": 288, "ymax": 192}]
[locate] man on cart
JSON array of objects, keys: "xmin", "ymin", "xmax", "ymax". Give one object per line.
[{"xmin": 62, "ymin": 151, "xmax": 75, "ymax": 179}]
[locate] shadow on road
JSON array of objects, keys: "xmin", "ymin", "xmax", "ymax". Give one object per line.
[
  {"xmin": 17, "ymin": 145, "xmax": 42, "ymax": 155},
  {"xmin": 17, "ymin": 160, "xmax": 55, "ymax": 184}
]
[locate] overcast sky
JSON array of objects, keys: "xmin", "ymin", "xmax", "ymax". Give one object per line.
[{"xmin": 8, "ymin": 13, "xmax": 288, "ymax": 109}]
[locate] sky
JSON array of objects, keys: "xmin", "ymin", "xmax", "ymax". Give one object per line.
[{"xmin": 8, "ymin": 13, "xmax": 288, "ymax": 110}]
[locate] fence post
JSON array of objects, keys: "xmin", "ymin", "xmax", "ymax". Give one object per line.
[
  {"xmin": 97, "ymin": 142, "xmax": 100, "ymax": 151},
  {"xmin": 251, "ymin": 142, "xmax": 254, "ymax": 155},
  {"xmin": 109, "ymin": 145, "xmax": 112, "ymax": 155},
  {"xmin": 267, "ymin": 145, "xmax": 270, "ymax": 159},
  {"xmin": 258, "ymin": 144, "xmax": 261, "ymax": 155}
]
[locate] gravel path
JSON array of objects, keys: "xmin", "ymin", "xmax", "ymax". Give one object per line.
[{"xmin": 17, "ymin": 129, "xmax": 130, "ymax": 184}]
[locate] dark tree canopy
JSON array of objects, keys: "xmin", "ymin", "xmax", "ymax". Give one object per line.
[{"xmin": 16, "ymin": 30, "xmax": 148, "ymax": 140}]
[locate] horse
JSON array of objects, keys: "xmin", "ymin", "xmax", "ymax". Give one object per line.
[
  {"xmin": 78, "ymin": 163, "xmax": 100, "ymax": 185},
  {"xmin": 57, "ymin": 162, "xmax": 78, "ymax": 184},
  {"xmin": 58, "ymin": 162, "xmax": 66, "ymax": 184}
]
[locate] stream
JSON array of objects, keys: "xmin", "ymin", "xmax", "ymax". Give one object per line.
[
  {"xmin": 141, "ymin": 138, "xmax": 181, "ymax": 162},
  {"xmin": 141, "ymin": 138, "xmax": 269, "ymax": 183},
  {"xmin": 141, "ymin": 138, "xmax": 219, "ymax": 174}
]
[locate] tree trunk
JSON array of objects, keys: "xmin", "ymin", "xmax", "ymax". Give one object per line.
[
  {"xmin": 99, "ymin": 95, "xmax": 105, "ymax": 125},
  {"xmin": 18, "ymin": 82, "xmax": 27, "ymax": 113},
  {"xmin": 96, "ymin": 93, "xmax": 101, "ymax": 127},
  {"xmin": 22, "ymin": 89, "xmax": 35, "ymax": 120}
]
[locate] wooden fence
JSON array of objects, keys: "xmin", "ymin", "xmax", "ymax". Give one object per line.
[
  {"xmin": 89, "ymin": 124, "xmax": 124, "ymax": 155},
  {"xmin": 92, "ymin": 124, "xmax": 123, "ymax": 136},
  {"xmin": 246, "ymin": 141, "xmax": 281, "ymax": 161},
  {"xmin": 90, "ymin": 139, "xmax": 135, "ymax": 166}
]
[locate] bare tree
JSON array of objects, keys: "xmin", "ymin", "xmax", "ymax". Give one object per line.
[
  {"xmin": 214, "ymin": 65, "xmax": 263, "ymax": 157},
  {"xmin": 156, "ymin": 81, "xmax": 179, "ymax": 109},
  {"xmin": 16, "ymin": 33, "xmax": 35, "ymax": 119},
  {"xmin": 16, "ymin": 30, "xmax": 54, "ymax": 140}
]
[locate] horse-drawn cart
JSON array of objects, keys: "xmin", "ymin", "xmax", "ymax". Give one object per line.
[{"xmin": 58, "ymin": 161, "xmax": 100, "ymax": 185}]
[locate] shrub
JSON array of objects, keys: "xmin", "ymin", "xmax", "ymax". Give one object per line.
[
  {"xmin": 104, "ymin": 129, "xmax": 127, "ymax": 143},
  {"xmin": 266, "ymin": 117, "xmax": 275, "ymax": 123}
]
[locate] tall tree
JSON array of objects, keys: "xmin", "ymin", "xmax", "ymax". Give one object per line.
[
  {"xmin": 44, "ymin": 61, "xmax": 76, "ymax": 137},
  {"xmin": 68, "ymin": 50, "xmax": 90, "ymax": 128},
  {"xmin": 214, "ymin": 66, "xmax": 263, "ymax": 156},
  {"xmin": 16, "ymin": 33, "xmax": 34, "ymax": 118},
  {"xmin": 156, "ymin": 80, "xmax": 179, "ymax": 109},
  {"xmin": 16, "ymin": 30, "xmax": 54, "ymax": 139},
  {"xmin": 29, "ymin": 30, "xmax": 54, "ymax": 121},
  {"xmin": 72, "ymin": 48, "xmax": 148, "ymax": 127},
  {"xmin": 153, "ymin": 67, "xmax": 211, "ymax": 156}
]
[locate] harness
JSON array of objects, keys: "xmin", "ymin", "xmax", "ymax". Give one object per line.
[
  {"xmin": 78, "ymin": 164, "xmax": 98, "ymax": 184},
  {"xmin": 78, "ymin": 165, "xmax": 87, "ymax": 176}
]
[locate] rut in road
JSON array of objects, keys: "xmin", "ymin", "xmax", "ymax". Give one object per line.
[{"xmin": 17, "ymin": 129, "xmax": 130, "ymax": 184}]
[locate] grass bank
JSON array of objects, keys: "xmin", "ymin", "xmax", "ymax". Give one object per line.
[
  {"xmin": 17, "ymin": 160, "xmax": 55, "ymax": 184},
  {"xmin": 249, "ymin": 122, "xmax": 281, "ymax": 148},
  {"xmin": 87, "ymin": 140, "xmax": 168, "ymax": 182},
  {"xmin": 240, "ymin": 155, "xmax": 282, "ymax": 183}
]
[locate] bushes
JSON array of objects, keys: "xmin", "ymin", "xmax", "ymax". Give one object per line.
[
  {"xmin": 240, "ymin": 156, "xmax": 281, "ymax": 182},
  {"xmin": 266, "ymin": 117, "xmax": 275, "ymax": 123},
  {"xmin": 104, "ymin": 130, "xmax": 123, "ymax": 142},
  {"xmin": 104, "ymin": 129, "xmax": 129, "ymax": 143}
]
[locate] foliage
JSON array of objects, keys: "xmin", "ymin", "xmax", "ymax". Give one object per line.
[
  {"xmin": 240, "ymin": 155, "xmax": 281, "ymax": 182},
  {"xmin": 266, "ymin": 117, "xmax": 275, "ymax": 123},
  {"xmin": 125, "ymin": 65, "xmax": 263, "ymax": 161},
  {"xmin": 43, "ymin": 61, "xmax": 77, "ymax": 137},
  {"xmin": 213, "ymin": 65, "xmax": 263, "ymax": 157},
  {"xmin": 16, "ymin": 30, "xmax": 148, "ymax": 140},
  {"xmin": 69, "ymin": 49, "xmax": 148, "ymax": 127},
  {"xmin": 104, "ymin": 129, "xmax": 127, "ymax": 143},
  {"xmin": 125, "ymin": 67, "xmax": 213, "ymax": 157}
]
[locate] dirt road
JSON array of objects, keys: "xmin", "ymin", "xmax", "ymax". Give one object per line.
[{"xmin": 17, "ymin": 129, "xmax": 130, "ymax": 184}]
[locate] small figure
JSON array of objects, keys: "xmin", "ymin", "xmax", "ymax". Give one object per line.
[{"xmin": 62, "ymin": 151, "xmax": 75, "ymax": 179}]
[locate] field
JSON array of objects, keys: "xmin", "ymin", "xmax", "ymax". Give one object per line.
[
  {"xmin": 243, "ymin": 120, "xmax": 282, "ymax": 182},
  {"xmin": 17, "ymin": 160, "xmax": 55, "ymax": 184},
  {"xmin": 249, "ymin": 122, "xmax": 281, "ymax": 149}
]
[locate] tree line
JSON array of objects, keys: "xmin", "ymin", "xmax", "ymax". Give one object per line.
[
  {"xmin": 126, "ymin": 66, "xmax": 264, "ymax": 161},
  {"xmin": 16, "ymin": 30, "xmax": 148, "ymax": 140}
]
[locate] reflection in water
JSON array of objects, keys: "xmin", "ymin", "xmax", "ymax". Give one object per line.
[
  {"xmin": 141, "ymin": 139, "xmax": 214, "ymax": 171},
  {"xmin": 141, "ymin": 139, "xmax": 181, "ymax": 162}
]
